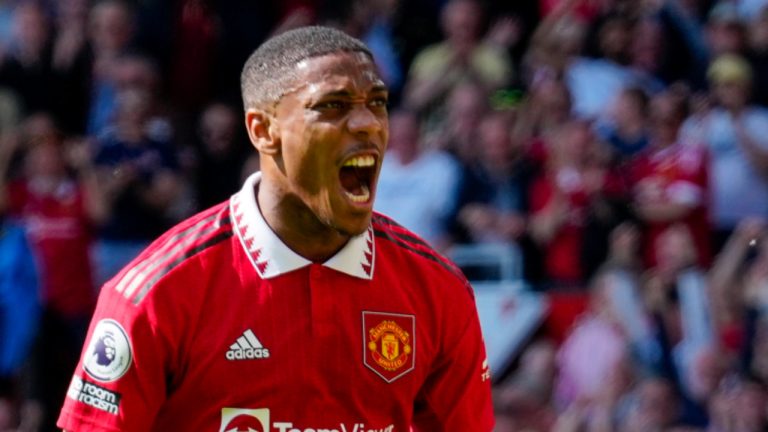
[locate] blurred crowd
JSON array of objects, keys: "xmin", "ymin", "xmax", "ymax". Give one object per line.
[{"xmin": 2, "ymin": 0, "xmax": 768, "ymax": 430}]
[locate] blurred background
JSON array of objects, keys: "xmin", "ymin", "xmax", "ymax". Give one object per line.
[{"xmin": 2, "ymin": 0, "xmax": 768, "ymax": 430}]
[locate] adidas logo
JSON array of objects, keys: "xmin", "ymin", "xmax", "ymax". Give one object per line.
[{"xmin": 226, "ymin": 329, "xmax": 270, "ymax": 360}]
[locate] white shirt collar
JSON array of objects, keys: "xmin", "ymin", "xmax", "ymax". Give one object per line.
[{"xmin": 230, "ymin": 172, "xmax": 375, "ymax": 280}]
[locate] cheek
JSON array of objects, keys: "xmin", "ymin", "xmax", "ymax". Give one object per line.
[
  {"xmin": 288, "ymin": 127, "xmax": 338, "ymax": 193},
  {"xmin": 380, "ymin": 120, "xmax": 389, "ymax": 149}
]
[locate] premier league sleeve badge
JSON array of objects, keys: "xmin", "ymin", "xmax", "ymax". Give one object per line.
[{"xmin": 83, "ymin": 319, "xmax": 133, "ymax": 382}]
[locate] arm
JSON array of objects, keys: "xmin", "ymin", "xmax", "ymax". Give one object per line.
[
  {"xmin": 734, "ymin": 117, "xmax": 768, "ymax": 177},
  {"xmin": 412, "ymin": 281, "xmax": 494, "ymax": 430},
  {"xmin": 634, "ymin": 200, "xmax": 692, "ymax": 222},
  {"xmin": 634, "ymin": 161, "xmax": 706, "ymax": 223},
  {"xmin": 709, "ymin": 219, "xmax": 761, "ymax": 298},
  {"xmin": 67, "ymin": 139, "xmax": 109, "ymax": 226},
  {"xmin": 57, "ymin": 275, "xmax": 174, "ymax": 431},
  {"xmin": 403, "ymin": 50, "xmax": 469, "ymax": 112},
  {"xmin": 529, "ymin": 192, "xmax": 568, "ymax": 244}
]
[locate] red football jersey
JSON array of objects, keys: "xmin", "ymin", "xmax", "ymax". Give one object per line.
[
  {"xmin": 8, "ymin": 180, "xmax": 95, "ymax": 317},
  {"xmin": 529, "ymin": 165, "xmax": 600, "ymax": 284},
  {"xmin": 58, "ymin": 173, "xmax": 494, "ymax": 431},
  {"xmin": 630, "ymin": 142, "xmax": 711, "ymax": 267}
]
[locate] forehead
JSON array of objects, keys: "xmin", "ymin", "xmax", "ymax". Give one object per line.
[{"xmin": 291, "ymin": 51, "xmax": 385, "ymax": 96}]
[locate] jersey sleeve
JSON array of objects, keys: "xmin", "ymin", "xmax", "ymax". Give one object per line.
[
  {"xmin": 57, "ymin": 273, "xmax": 181, "ymax": 431},
  {"xmin": 412, "ymin": 279, "xmax": 495, "ymax": 431}
]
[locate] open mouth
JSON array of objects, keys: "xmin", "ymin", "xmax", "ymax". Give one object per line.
[{"xmin": 339, "ymin": 154, "xmax": 377, "ymax": 204}]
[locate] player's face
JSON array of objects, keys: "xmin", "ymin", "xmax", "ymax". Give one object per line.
[{"xmin": 271, "ymin": 52, "xmax": 389, "ymax": 236}]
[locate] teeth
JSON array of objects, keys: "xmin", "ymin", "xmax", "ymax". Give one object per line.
[
  {"xmin": 344, "ymin": 184, "xmax": 370, "ymax": 203},
  {"xmin": 342, "ymin": 155, "xmax": 375, "ymax": 168}
]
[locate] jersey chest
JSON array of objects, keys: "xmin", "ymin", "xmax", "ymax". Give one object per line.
[{"xmin": 159, "ymin": 263, "xmax": 436, "ymax": 429}]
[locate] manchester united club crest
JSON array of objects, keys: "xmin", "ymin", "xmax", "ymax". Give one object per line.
[{"xmin": 363, "ymin": 311, "xmax": 415, "ymax": 383}]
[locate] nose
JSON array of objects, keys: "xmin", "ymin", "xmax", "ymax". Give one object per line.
[{"xmin": 347, "ymin": 104, "xmax": 383, "ymax": 137}]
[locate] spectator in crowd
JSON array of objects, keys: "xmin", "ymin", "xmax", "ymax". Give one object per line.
[
  {"xmin": 403, "ymin": 0, "xmax": 512, "ymax": 132},
  {"xmin": 681, "ymin": 53, "xmax": 768, "ymax": 253},
  {"xmin": 514, "ymin": 75, "xmax": 573, "ymax": 149},
  {"xmin": 707, "ymin": 373, "xmax": 768, "ymax": 432},
  {"xmin": 522, "ymin": 13, "xmax": 585, "ymax": 87},
  {"xmin": 0, "ymin": 215, "xmax": 39, "ymax": 432},
  {"xmin": 631, "ymin": 87, "xmax": 711, "ymax": 268},
  {"xmin": 747, "ymin": 5, "xmax": 768, "ymax": 106},
  {"xmin": 167, "ymin": 0, "xmax": 221, "ymax": 115},
  {"xmin": 707, "ymin": 2, "xmax": 749, "ymax": 58},
  {"xmin": 339, "ymin": 0, "xmax": 404, "ymax": 98},
  {"xmin": 620, "ymin": 376, "xmax": 682, "ymax": 431},
  {"xmin": 554, "ymin": 273, "xmax": 638, "ymax": 425},
  {"xmin": 0, "ymin": 2, "xmax": 56, "ymax": 118},
  {"xmin": 429, "ymin": 80, "xmax": 489, "ymax": 162},
  {"xmin": 627, "ymin": 17, "xmax": 667, "ymax": 94},
  {"xmin": 594, "ymin": 86, "xmax": 651, "ymax": 164},
  {"xmin": 375, "ymin": 109, "xmax": 462, "ymax": 250},
  {"xmin": 454, "ymin": 111, "xmax": 532, "ymax": 247},
  {"xmin": 90, "ymin": 87, "xmax": 181, "ymax": 285},
  {"xmin": 52, "ymin": 0, "xmax": 92, "ymax": 134},
  {"xmin": 107, "ymin": 53, "xmax": 172, "ymax": 144},
  {"xmin": 0, "ymin": 113, "xmax": 104, "ymax": 431},
  {"xmin": 566, "ymin": 13, "xmax": 636, "ymax": 119},
  {"xmin": 709, "ymin": 219, "xmax": 768, "ymax": 376},
  {"xmin": 193, "ymin": 102, "xmax": 248, "ymax": 210},
  {"xmin": 0, "ymin": 117, "xmax": 39, "ymax": 432},
  {"xmin": 84, "ymin": 0, "xmax": 138, "ymax": 137},
  {"xmin": 644, "ymin": 224, "xmax": 716, "ymax": 422},
  {"xmin": 494, "ymin": 340, "xmax": 558, "ymax": 432},
  {"xmin": 598, "ymin": 222, "xmax": 662, "ymax": 368},
  {"xmin": 529, "ymin": 117, "xmax": 622, "ymax": 288}
]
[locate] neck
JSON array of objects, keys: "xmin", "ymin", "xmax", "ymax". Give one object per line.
[{"xmin": 256, "ymin": 177, "xmax": 349, "ymax": 263}]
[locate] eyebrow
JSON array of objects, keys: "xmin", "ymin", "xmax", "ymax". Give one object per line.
[{"xmin": 319, "ymin": 86, "xmax": 389, "ymax": 98}]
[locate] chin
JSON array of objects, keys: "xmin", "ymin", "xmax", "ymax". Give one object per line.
[{"xmin": 331, "ymin": 212, "xmax": 372, "ymax": 238}]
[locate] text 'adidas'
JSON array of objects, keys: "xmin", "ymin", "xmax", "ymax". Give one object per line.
[{"xmin": 226, "ymin": 329, "xmax": 270, "ymax": 360}]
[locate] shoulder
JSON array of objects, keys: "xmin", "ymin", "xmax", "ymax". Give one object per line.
[
  {"xmin": 371, "ymin": 212, "xmax": 472, "ymax": 295},
  {"xmin": 105, "ymin": 201, "xmax": 233, "ymax": 305}
]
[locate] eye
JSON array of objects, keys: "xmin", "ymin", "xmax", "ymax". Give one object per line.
[
  {"xmin": 369, "ymin": 97, "xmax": 389, "ymax": 109},
  {"xmin": 313, "ymin": 100, "xmax": 348, "ymax": 111}
]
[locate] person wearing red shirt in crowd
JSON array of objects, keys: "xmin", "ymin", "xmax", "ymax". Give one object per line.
[
  {"xmin": 529, "ymin": 117, "xmax": 624, "ymax": 288},
  {"xmin": 1, "ymin": 114, "xmax": 105, "ymax": 431},
  {"xmin": 58, "ymin": 26, "xmax": 493, "ymax": 431},
  {"xmin": 630, "ymin": 89, "xmax": 710, "ymax": 268}
]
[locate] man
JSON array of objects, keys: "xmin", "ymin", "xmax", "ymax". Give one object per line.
[
  {"xmin": 403, "ymin": 0, "xmax": 512, "ymax": 132},
  {"xmin": 630, "ymin": 89, "xmax": 710, "ymax": 268},
  {"xmin": 681, "ymin": 54, "xmax": 768, "ymax": 253},
  {"xmin": 58, "ymin": 26, "xmax": 494, "ymax": 431},
  {"xmin": 374, "ymin": 109, "xmax": 462, "ymax": 250}
]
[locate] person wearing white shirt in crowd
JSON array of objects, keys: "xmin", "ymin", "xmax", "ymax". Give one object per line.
[
  {"xmin": 681, "ymin": 53, "xmax": 768, "ymax": 252},
  {"xmin": 375, "ymin": 109, "xmax": 461, "ymax": 250}
]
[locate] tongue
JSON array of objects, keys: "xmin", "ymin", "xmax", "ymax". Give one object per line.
[{"xmin": 340, "ymin": 166, "xmax": 365, "ymax": 195}]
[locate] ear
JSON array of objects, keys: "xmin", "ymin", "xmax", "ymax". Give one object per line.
[{"xmin": 245, "ymin": 108, "xmax": 280, "ymax": 156}]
